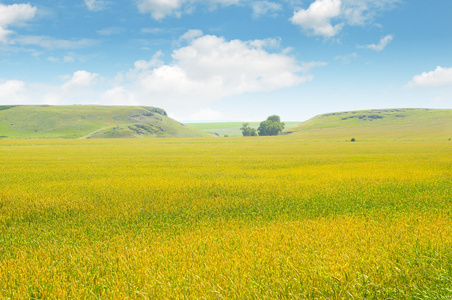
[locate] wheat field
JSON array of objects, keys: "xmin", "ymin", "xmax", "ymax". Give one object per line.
[{"xmin": 1, "ymin": 138, "xmax": 451, "ymax": 299}]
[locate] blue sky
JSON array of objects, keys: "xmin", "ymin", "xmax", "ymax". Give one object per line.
[{"xmin": 0, "ymin": 0, "xmax": 451, "ymax": 121}]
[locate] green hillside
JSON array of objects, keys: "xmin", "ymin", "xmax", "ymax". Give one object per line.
[
  {"xmin": 0, "ymin": 105, "xmax": 213, "ymax": 139},
  {"xmin": 284, "ymin": 108, "xmax": 452, "ymax": 141},
  {"xmin": 187, "ymin": 121, "xmax": 301, "ymax": 137}
]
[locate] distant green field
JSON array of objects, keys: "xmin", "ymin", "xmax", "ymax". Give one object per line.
[
  {"xmin": 187, "ymin": 121, "xmax": 301, "ymax": 136},
  {"xmin": 285, "ymin": 108, "xmax": 452, "ymax": 141},
  {"xmin": 0, "ymin": 105, "xmax": 213, "ymax": 139}
]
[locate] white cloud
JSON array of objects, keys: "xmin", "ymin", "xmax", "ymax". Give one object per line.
[
  {"xmin": 0, "ymin": 80, "xmax": 28, "ymax": 103},
  {"xmin": 290, "ymin": 0, "xmax": 343, "ymax": 37},
  {"xmin": 85, "ymin": 0, "xmax": 106, "ymax": 11},
  {"xmin": 290, "ymin": 0, "xmax": 400, "ymax": 37},
  {"xmin": 251, "ymin": 1, "xmax": 282, "ymax": 18},
  {"xmin": 159, "ymin": 34, "xmax": 305, "ymax": 95},
  {"xmin": 179, "ymin": 29, "xmax": 203, "ymax": 43},
  {"xmin": 248, "ymin": 37, "xmax": 281, "ymax": 49},
  {"xmin": 358, "ymin": 34, "xmax": 393, "ymax": 51},
  {"xmin": 0, "ymin": 71, "xmax": 102, "ymax": 106},
  {"xmin": 136, "ymin": 0, "xmax": 243, "ymax": 19},
  {"xmin": 189, "ymin": 108, "xmax": 223, "ymax": 120},
  {"xmin": 34, "ymin": 71, "xmax": 102, "ymax": 104},
  {"xmin": 0, "ymin": 3, "xmax": 37, "ymax": 42},
  {"xmin": 101, "ymin": 87, "xmax": 139, "ymax": 105},
  {"xmin": 13, "ymin": 35, "xmax": 96, "ymax": 49},
  {"xmin": 137, "ymin": 0, "xmax": 187, "ymax": 19},
  {"xmin": 406, "ymin": 66, "xmax": 452, "ymax": 88},
  {"xmin": 341, "ymin": 0, "xmax": 400, "ymax": 25},
  {"xmin": 130, "ymin": 51, "xmax": 164, "ymax": 75},
  {"xmin": 108, "ymin": 32, "xmax": 311, "ymax": 115},
  {"xmin": 62, "ymin": 70, "xmax": 99, "ymax": 91}
]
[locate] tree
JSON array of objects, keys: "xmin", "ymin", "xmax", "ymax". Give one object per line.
[
  {"xmin": 240, "ymin": 123, "xmax": 257, "ymax": 136},
  {"xmin": 267, "ymin": 115, "xmax": 281, "ymax": 123},
  {"xmin": 257, "ymin": 115, "xmax": 285, "ymax": 136}
]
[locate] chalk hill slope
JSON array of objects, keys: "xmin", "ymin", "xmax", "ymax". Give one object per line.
[
  {"xmin": 284, "ymin": 108, "xmax": 452, "ymax": 141},
  {"xmin": 0, "ymin": 105, "xmax": 213, "ymax": 139}
]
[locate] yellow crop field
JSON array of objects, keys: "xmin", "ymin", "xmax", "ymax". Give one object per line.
[{"xmin": 1, "ymin": 138, "xmax": 451, "ymax": 299}]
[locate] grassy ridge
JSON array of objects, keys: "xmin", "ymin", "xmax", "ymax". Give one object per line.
[
  {"xmin": 187, "ymin": 121, "xmax": 301, "ymax": 136},
  {"xmin": 1, "ymin": 106, "xmax": 450, "ymax": 140},
  {"xmin": 285, "ymin": 108, "xmax": 452, "ymax": 141},
  {"xmin": 1, "ymin": 138, "xmax": 451, "ymax": 298},
  {"xmin": 0, "ymin": 105, "xmax": 213, "ymax": 139}
]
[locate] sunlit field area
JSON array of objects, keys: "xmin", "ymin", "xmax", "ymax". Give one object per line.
[{"xmin": 1, "ymin": 138, "xmax": 451, "ymax": 299}]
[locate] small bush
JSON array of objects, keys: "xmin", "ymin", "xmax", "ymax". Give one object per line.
[{"xmin": 351, "ymin": 138, "xmax": 356, "ymax": 142}]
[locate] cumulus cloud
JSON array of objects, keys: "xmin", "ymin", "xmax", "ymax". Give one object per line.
[
  {"xmin": 358, "ymin": 34, "xmax": 393, "ymax": 51},
  {"xmin": 290, "ymin": 0, "xmax": 343, "ymax": 37},
  {"xmin": 36, "ymin": 71, "xmax": 101, "ymax": 104},
  {"xmin": 0, "ymin": 80, "xmax": 28, "ymax": 103},
  {"xmin": 136, "ymin": 34, "xmax": 306, "ymax": 100},
  {"xmin": 290, "ymin": 0, "xmax": 400, "ymax": 37},
  {"xmin": 0, "ymin": 3, "xmax": 37, "ymax": 42},
  {"xmin": 104, "ymin": 32, "xmax": 313, "ymax": 115},
  {"xmin": 62, "ymin": 70, "xmax": 99, "ymax": 91},
  {"xmin": 0, "ymin": 71, "xmax": 101, "ymax": 105},
  {"xmin": 128, "ymin": 51, "xmax": 164, "ymax": 77},
  {"xmin": 406, "ymin": 66, "xmax": 452, "ymax": 88}
]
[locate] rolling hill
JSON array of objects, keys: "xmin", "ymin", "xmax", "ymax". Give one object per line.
[
  {"xmin": 0, "ymin": 105, "xmax": 214, "ymax": 139},
  {"xmin": 1, "ymin": 106, "xmax": 450, "ymax": 140},
  {"xmin": 284, "ymin": 108, "xmax": 452, "ymax": 141}
]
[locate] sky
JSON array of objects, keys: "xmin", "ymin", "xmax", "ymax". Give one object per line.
[{"xmin": 0, "ymin": 0, "xmax": 451, "ymax": 122}]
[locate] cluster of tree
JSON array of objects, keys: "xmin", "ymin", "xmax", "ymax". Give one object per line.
[
  {"xmin": 240, "ymin": 123, "xmax": 257, "ymax": 136},
  {"xmin": 241, "ymin": 115, "xmax": 285, "ymax": 136}
]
